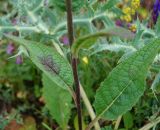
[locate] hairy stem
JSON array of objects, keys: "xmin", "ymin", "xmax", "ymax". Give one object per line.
[{"xmin": 65, "ymin": 0, "xmax": 82, "ymax": 130}]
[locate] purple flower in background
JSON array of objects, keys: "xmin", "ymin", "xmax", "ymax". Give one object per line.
[
  {"xmin": 16, "ymin": 55, "xmax": 23, "ymax": 64},
  {"xmin": 127, "ymin": 23, "xmax": 132, "ymax": 28},
  {"xmin": 152, "ymin": 0, "xmax": 160, "ymax": 24},
  {"xmin": 115, "ymin": 20, "xmax": 123, "ymax": 27},
  {"xmin": 6, "ymin": 43, "xmax": 15, "ymax": 55},
  {"xmin": 61, "ymin": 35, "xmax": 69, "ymax": 45}
]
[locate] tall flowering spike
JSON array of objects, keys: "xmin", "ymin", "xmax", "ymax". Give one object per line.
[
  {"xmin": 152, "ymin": 0, "xmax": 160, "ymax": 24},
  {"xmin": 6, "ymin": 43, "xmax": 15, "ymax": 55}
]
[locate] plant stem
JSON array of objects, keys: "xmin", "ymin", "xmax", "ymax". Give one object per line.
[
  {"xmin": 72, "ymin": 58, "xmax": 82, "ymax": 130},
  {"xmin": 0, "ymin": 26, "xmax": 40, "ymax": 32},
  {"xmin": 85, "ymin": 116, "xmax": 100, "ymax": 130},
  {"xmin": 65, "ymin": 0, "xmax": 82, "ymax": 130},
  {"xmin": 80, "ymin": 84, "xmax": 100, "ymax": 130},
  {"xmin": 139, "ymin": 116, "xmax": 160, "ymax": 130},
  {"xmin": 114, "ymin": 116, "xmax": 122, "ymax": 130}
]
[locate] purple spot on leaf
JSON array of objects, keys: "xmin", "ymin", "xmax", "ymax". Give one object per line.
[{"xmin": 39, "ymin": 55, "xmax": 60, "ymax": 74}]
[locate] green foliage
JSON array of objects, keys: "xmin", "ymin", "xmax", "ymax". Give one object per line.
[
  {"xmin": 0, "ymin": 111, "xmax": 22, "ymax": 130},
  {"xmin": 9, "ymin": 0, "xmax": 43, "ymax": 15},
  {"xmin": 155, "ymin": 16, "xmax": 160, "ymax": 37},
  {"xmin": 73, "ymin": 115, "xmax": 86, "ymax": 130},
  {"xmin": 71, "ymin": 27, "xmax": 135, "ymax": 57},
  {"xmin": 123, "ymin": 112, "xmax": 133, "ymax": 129},
  {"xmin": 42, "ymin": 74, "xmax": 72, "ymax": 129},
  {"xmin": 1, "ymin": 0, "xmax": 160, "ymax": 129},
  {"xmin": 90, "ymin": 44, "xmax": 136, "ymax": 56},
  {"xmin": 52, "ymin": 0, "xmax": 85, "ymax": 12},
  {"xmin": 94, "ymin": 38, "xmax": 160, "ymax": 120},
  {"xmin": 151, "ymin": 72, "xmax": 160, "ymax": 91},
  {"xmin": 101, "ymin": 0, "xmax": 121, "ymax": 11},
  {"xmin": 5, "ymin": 35, "xmax": 73, "ymax": 90},
  {"xmin": 101, "ymin": 126, "xmax": 112, "ymax": 130}
]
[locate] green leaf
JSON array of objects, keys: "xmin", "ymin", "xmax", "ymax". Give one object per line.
[
  {"xmin": 101, "ymin": 126, "xmax": 112, "ymax": 130},
  {"xmin": 42, "ymin": 73, "xmax": 72, "ymax": 129},
  {"xmin": 74, "ymin": 115, "xmax": 86, "ymax": 130},
  {"xmin": 101, "ymin": 0, "xmax": 120, "ymax": 11},
  {"xmin": 10, "ymin": 0, "xmax": 43, "ymax": 15},
  {"xmin": 155, "ymin": 16, "xmax": 160, "ymax": 37},
  {"xmin": 151, "ymin": 72, "xmax": 160, "ymax": 91},
  {"xmin": 123, "ymin": 112, "xmax": 133, "ymax": 129},
  {"xmin": 52, "ymin": 0, "xmax": 85, "ymax": 12},
  {"xmin": 6, "ymin": 35, "xmax": 73, "ymax": 89},
  {"xmin": 118, "ymin": 51, "xmax": 136, "ymax": 63},
  {"xmin": 101, "ymin": 126, "xmax": 113, "ymax": 130},
  {"xmin": 0, "ymin": 18, "xmax": 12, "ymax": 38},
  {"xmin": 94, "ymin": 38, "xmax": 160, "ymax": 120},
  {"xmin": 90, "ymin": 44, "xmax": 136, "ymax": 56},
  {"xmin": 71, "ymin": 27, "xmax": 135, "ymax": 57}
]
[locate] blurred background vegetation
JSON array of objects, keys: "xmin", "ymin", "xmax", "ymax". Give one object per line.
[{"xmin": 0, "ymin": 0, "xmax": 160, "ymax": 130}]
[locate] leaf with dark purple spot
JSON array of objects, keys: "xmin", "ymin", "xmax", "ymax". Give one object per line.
[
  {"xmin": 6, "ymin": 35, "xmax": 73, "ymax": 89},
  {"xmin": 39, "ymin": 55, "xmax": 60, "ymax": 75}
]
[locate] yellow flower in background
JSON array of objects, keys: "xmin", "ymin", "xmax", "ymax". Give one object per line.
[
  {"xmin": 82, "ymin": 57, "xmax": 88, "ymax": 64},
  {"xmin": 131, "ymin": 9, "xmax": 136, "ymax": 15},
  {"xmin": 122, "ymin": 7, "xmax": 131, "ymax": 14},
  {"xmin": 129, "ymin": 24, "xmax": 137, "ymax": 32},
  {"xmin": 120, "ymin": 0, "xmax": 140, "ymax": 23},
  {"xmin": 138, "ymin": 8, "xmax": 148, "ymax": 19},
  {"xmin": 122, "ymin": 14, "xmax": 132, "ymax": 22},
  {"xmin": 131, "ymin": 0, "xmax": 140, "ymax": 10},
  {"xmin": 124, "ymin": 0, "xmax": 129, "ymax": 3}
]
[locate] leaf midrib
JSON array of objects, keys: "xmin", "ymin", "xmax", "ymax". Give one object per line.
[{"xmin": 97, "ymin": 80, "xmax": 132, "ymax": 119}]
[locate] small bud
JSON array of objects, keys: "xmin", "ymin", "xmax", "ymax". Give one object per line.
[
  {"xmin": 60, "ymin": 35, "xmax": 69, "ymax": 45},
  {"xmin": 115, "ymin": 20, "xmax": 123, "ymax": 27},
  {"xmin": 82, "ymin": 57, "xmax": 89, "ymax": 64},
  {"xmin": 16, "ymin": 55, "xmax": 23, "ymax": 64},
  {"xmin": 6, "ymin": 43, "xmax": 15, "ymax": 55}
]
